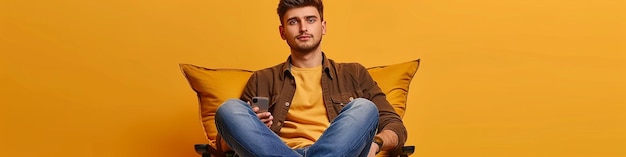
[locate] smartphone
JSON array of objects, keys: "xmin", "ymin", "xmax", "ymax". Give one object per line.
[{"xmin": 251, "ymin": 97, "xmax": 269, "ymax": 112}]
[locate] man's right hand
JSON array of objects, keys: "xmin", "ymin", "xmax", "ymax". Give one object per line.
[{"xmin": 252, "ymin": 106, "xmax": 273, "ymax": 128}]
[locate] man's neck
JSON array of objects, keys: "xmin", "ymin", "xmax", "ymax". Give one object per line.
[{"xmin": 290, "ymin": 50, "xmax": 323, "ymax": 68}]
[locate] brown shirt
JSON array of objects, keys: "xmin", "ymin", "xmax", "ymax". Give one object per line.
[{"xmin": 240, "ymin": 53, "xmax": 407, "ymax": 150}]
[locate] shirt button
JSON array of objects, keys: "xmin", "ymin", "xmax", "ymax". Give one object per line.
[
  {"xmin": 276, "ymin": 121, "xmax": 282, "ymax": 126},
  {"xmin": 285, "ymin": 102, "xmax": 290, "ymax": 106},
  {"xmin": 349, "ymin": 97, "xmax": 354, "ymax": 101}
]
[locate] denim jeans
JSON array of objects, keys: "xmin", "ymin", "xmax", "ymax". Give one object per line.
[{"xmin": 215, "ymin": 98, "xmax": 379, "ymax": 157}]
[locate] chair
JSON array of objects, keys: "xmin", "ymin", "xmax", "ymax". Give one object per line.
[
  {"xmin": 194, "ymin": 144, "xmax": 414, "ymax": 157},
  {"xmin": 181, "ymin": 59, "xmax": 420, "ymax": 157}
]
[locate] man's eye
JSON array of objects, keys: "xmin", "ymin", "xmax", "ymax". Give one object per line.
[
  {"xmin": 288, "ymin": 20, "xmax": 298, "ymax": 25},
  {"xmin": 307, "ymin": 18, "xmax": 316, "ymax": 23}
]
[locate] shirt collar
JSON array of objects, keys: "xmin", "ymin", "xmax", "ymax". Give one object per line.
[{"xmin": 280, "ymin": 52, "xmax": 334, "ymax": 80}]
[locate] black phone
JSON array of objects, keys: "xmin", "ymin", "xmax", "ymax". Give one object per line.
[{"xmin": 251, "ymin": 97, "xmax": 269, "ymax": 112}]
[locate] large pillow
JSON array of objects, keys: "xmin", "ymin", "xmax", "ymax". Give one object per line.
[
  {"xmin": 367, "ymin": 59, "xmax": 420, "ymax": 118},
  {"xmin": 180, "ymin": 59, "xmax": 420, "ymax": 150}
]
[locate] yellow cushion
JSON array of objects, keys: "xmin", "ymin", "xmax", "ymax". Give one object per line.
[
  {"xmin": 367, "ymin": 59, "xmax": 420, "ymax": 118},
  {"xmin": 179, "ymin": 59, "xmax": 420, "ymax": 150},
  {"xmin": 180, "ymin": 64, "xmax": 253, "ymax": 147}
]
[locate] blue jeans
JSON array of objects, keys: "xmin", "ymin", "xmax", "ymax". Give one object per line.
[{"xmin": 215, "ymin": 98, "xmax": 379, "ymax": 157}]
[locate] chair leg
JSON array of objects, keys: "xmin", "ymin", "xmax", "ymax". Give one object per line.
[{"xmin": 400, "ymin": 146, "xmax": 415, "ymax": 157}]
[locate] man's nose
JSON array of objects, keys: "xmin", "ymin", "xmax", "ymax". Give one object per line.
[{"xmin": 299, "ymin": 23, "xmax": 308, "ymax": 33}]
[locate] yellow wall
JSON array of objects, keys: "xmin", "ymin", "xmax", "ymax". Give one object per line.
[{"xmin": 1, "ymin": 0, "xmax": 624, "ymax": 156}]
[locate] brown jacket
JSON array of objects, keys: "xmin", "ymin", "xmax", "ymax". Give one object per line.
[{"xmin": 240, "ymin": 53, "xmax": 407, "ymax": 150}]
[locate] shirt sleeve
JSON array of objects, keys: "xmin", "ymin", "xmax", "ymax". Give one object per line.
[
  {"xmin": 240, "ymin": 72, "xmax": 258, "ymax": 103},
  {"xmin": 355, "ymin": 63, "xmax": 408, "ymax": 150}
]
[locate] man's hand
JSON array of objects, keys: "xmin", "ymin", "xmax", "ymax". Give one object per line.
[
  {"xmin": 367, "ymin": 142, "xmax": 379, "ymax": 157},
  {"xmin": 252, "ymin": 106, "xmax": 273, "ymax": 128}
]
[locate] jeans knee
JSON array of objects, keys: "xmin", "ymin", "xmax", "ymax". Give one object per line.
[
  {"xmin": 353, "ymin": 98, "xmax": 377, "ymax": 109},
  {"xmin": 216, "ymin": 98, "xmax": 248, "ymax": 119},
  {"xmin": 346, "ymin": 98, "xmax": 379, "ymax": 116}
]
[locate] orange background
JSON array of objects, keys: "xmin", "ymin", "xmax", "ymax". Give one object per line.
[{"xmin": 1, "ymin": 0, "xmax": 625, "ymax": 157}]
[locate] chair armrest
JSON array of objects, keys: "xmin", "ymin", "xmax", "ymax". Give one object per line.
[
  {"xmin": 194, "ymin": 144, "xmax": 226, "ymax": 157},
  {"xmin": 394, "ymin": 145, "xmax": 415, "ymax": 157}
]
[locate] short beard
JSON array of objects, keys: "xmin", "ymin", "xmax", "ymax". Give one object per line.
[{"xmin": 290, "ymin": 38, "xmax": 322, "ymax": 54}]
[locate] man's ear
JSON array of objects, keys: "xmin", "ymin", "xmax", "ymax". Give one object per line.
[
  {"xmin": 279, "ymin": 25, "xmax": 286, "ymax": 40},
  {"xmin": 321, "ymin": 20, "xmax": 327, "ymax": 35}
]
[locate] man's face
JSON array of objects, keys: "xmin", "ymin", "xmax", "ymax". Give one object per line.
[{"xmin": 279, "ymin": 6, "xmax": 326, "ymax": 53}]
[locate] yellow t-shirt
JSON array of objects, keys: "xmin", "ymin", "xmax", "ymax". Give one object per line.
[{"xmin": 280, "ymin": 65, "xmax": 330, "ymax": 148}]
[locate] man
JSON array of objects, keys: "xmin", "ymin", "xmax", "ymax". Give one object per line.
[{"xmin": 215, "ymin": 0, "xmax": 407, "ymax": 156}]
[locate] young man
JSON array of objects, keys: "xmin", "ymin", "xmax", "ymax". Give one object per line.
[{"xmin": 215, "ymin": 0, "xmax": 407, "ymax": 156}]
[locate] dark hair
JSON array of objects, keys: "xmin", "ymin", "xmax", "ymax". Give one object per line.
[{"xmin": 277, "ymin": 0, "xmax": 324, "ymax": 24}]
